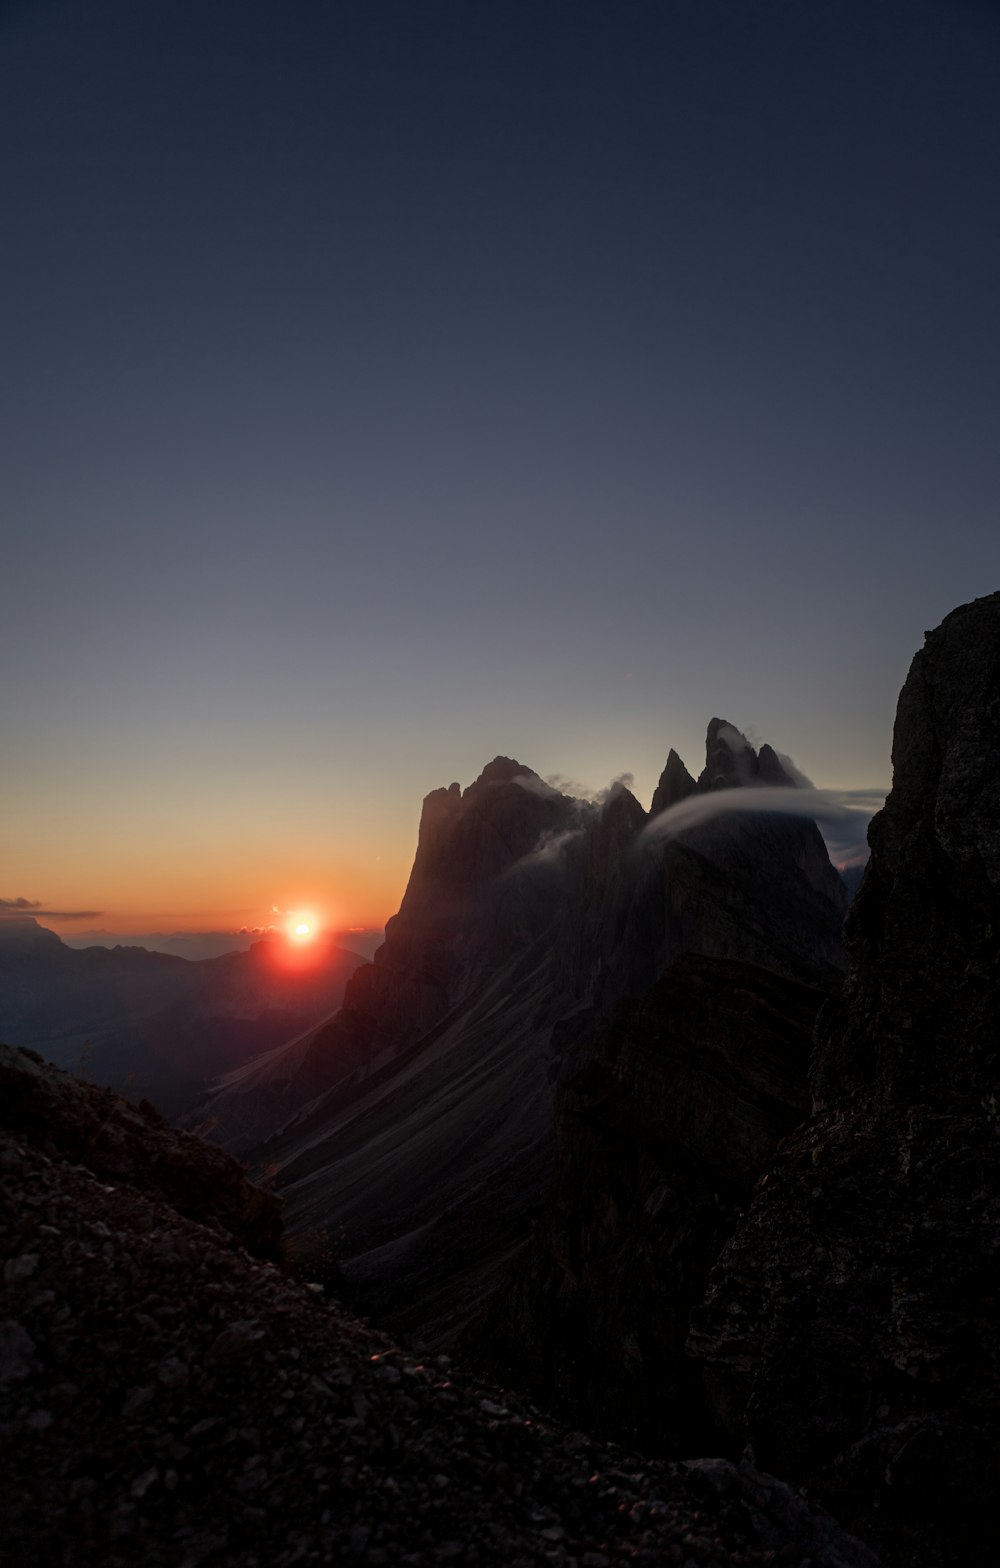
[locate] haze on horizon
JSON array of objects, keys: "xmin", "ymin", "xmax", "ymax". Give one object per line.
[{"xmin": 3, "ymin": 0, "xmax": 999, "ymax": 940}]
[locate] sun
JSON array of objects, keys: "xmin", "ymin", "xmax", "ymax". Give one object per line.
[{"xmin": 288, "ymin": 912, "xmax": 318, "ymax": 943}]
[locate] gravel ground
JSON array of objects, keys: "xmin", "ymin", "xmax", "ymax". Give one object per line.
[{"xmin": 0, "ymin": 1128, "xmax": 876, "ymax": 1568}]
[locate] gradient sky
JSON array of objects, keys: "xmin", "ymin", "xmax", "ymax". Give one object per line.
[{"xmin": 3, "ymin": 0, "xmax": 999, "ymax": 939}]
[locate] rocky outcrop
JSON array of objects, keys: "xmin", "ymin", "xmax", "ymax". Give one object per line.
[
  {"xmin": 688, "ymin": 591, "xmax": 1000, "ymax": 1568},
  {"xmin": 0, "ymin": 1091, "xmax": 878, "ymax": 1568},
  {"xmin": 470, "ymin": 955, "xmax": 824, "ymax": 1453},
  {"xmin": 0, "ymin": 1042, "xmax": 282, "ymax": 1260}
]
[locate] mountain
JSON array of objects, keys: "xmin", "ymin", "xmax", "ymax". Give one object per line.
[
  {"xmin": 4, "ymin": 598, "xmax": 996, "ymax": 1568},
  {"xmin": 199, "ymin": 726, "xmax": 847, "ymax": 1342},
  {"xmin": 0, "ymin": 1041, "xmax": 875, "ymax": 1568},
  {"xmin": 686, "ymin": 590, "xmax": 1000, "ymax": 1567},
  {"xmin": 0, "ymin": 921, "xmax": 364, "ymax": 1116}
]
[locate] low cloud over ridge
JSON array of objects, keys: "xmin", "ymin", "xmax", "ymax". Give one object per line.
[{"xmin": 643, "ymin": 787, "xmax": 883, "ymax": 868}]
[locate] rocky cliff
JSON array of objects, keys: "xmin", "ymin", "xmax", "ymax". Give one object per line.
[{"xmin": 689, "ymin": 591, "xmax": 1000, "ymax": 1568}]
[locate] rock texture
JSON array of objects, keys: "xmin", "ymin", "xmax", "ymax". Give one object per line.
[
  {"xmin": 0, "ymin": 1043, "xmax": 282, "ymax": 1261},
  {"xmin": 688, "ymin": 591, "xmax": 1000, "ymax": 1568},
  {"xmin": 0, "ymin": 1064, "xmax": 877, "ymax": 1568}
]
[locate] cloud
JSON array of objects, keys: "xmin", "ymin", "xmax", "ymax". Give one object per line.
[
  {"xmin": 511, "ymin": 774, "xmax": 566, "ymax": 801},
  {"xmin": 772, "ymin": 750, "xmax": 814, "ymax": 788},
  {"xmin": 511, "ymin": 770, "xmax": 638, "ymax": 872},
  {"xmin": 539, "ymin": 772, "xmax": 636, "ymax": 805},
  {"xmin": 517, "ymin": 826, "xmax": 588, "ymax": 869},
  {"xmin": 0, "ymin": 896, "xmax": 102, "ymax": 920},
  {"xmin": 641, "ymin": 785, "xmax": 884, "ymax": 869}
]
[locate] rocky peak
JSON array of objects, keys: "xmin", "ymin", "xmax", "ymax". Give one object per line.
[
  {"xmin": 755, "ymin": 743, "xmax": 795, "ymax": 785},
  {"xmin": 688, "ymin": 592, "xmax": 1000, "ymax": 1568},
  {"xmin": 816, "ymin": 587, "xmax": 1000, "ymax": 1103},
  {"xmin": 699, "ymin": 718, "xmax": 760, "ymax": 791},
  {"xmin": 649, "ymin": 748, "xmax": 698, "ymax": 817},
  {"xmin": 465, "ymin": 755, "xmax": 539, "ymax": 792},
  {"xmin": 700, "ymin": 719, "xmax": 801, "ymax": 793}
]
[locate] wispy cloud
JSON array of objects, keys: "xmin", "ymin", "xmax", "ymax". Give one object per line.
[
  {"xmin": 538, "ymin": 772, "xmax": 636, "ymax": 805},
  {"xmin": 641, "ymin": 786, "xmax": 883, "ymax": 868},
  {"xmin": 0, "ymin": 896, "xmax": 102, "ymax": 920},
  {"xmin": 517, "ymin": 826, "xmax": 588, "ymax": 869}
]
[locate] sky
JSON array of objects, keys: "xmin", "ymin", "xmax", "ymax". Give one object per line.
[{"xmin": 3, "ymin": 0, "xmax": 999, "ymax": 942}]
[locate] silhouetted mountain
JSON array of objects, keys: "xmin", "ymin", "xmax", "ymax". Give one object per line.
[
  {"xmin": 199, "ymin": 725, "xmax": 847, "ymax": 1342},
  {"xmin": 688, "ymin": 590, "xmax": 1000, "ymax": 1568},
  {"xmin": 0, "ymin": 922, "xmax": 364, "ymax": 1116}
]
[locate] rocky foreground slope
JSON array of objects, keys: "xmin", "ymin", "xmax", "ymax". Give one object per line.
[{"xmin": 0, "ymin": 1045, "xmax": 875, "ymax": 1568}]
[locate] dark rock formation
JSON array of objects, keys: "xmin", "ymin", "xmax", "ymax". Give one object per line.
[
  {"xmin": 688, "ymin": 591, "xmax": 1000, "ymax": 1568},
  {"xmin": 0, "ymin": 1042, "xmax": 282, "ymax": 1260},
  {"xmin": 0, "ymin": 1091, "xmax": 877, "ymax": 1568},
  {"xmin": 649, "ymin": 748, "xmax": 698, "ymax": 816},
  {"xmin": 695, "ymin": 718, "xmax": 796, "ymax": 791},
  {"xmin": 470, "ymin": 955, "xmax": 824, "ymax": 1453},
  {"xmin": 197, "ymin": 721, "xmax": 847, "ymax": 1345}
]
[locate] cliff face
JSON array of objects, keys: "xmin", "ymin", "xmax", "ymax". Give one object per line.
[{"xmin": 688, "ymin": 591, "xmax": 1000, "ymax": 1568}]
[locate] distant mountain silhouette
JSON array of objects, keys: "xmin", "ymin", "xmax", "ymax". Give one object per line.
[{"xmin": 0, "ymin": 921, "xmax": 364, "ymax": 1116}]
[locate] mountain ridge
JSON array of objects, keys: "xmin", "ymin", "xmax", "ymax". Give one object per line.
[{"xmin": 199, "ymin": 717, "xmax": 848, "ymax": 1343}]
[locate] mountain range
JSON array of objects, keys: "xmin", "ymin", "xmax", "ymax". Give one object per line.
[
  {"xmin": 4, "ymin": 590, "xmax": 999, "ymax": 1566},
  {"xmin": 198, "ymin": 718, "xmax": 848, "ymax": 1342},
  {"xmin": 0, "ymin": 922, "xmax": 364, "ymax": 1117}
]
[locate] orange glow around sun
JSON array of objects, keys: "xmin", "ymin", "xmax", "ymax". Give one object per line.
[{"xmin": 288, "ymin": 912, "xmax": 319, "ymax": 943}]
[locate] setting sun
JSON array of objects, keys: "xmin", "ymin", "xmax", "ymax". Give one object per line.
[{"xmin": 288, "ymin": 912, "xmax": 319, "ymax": 943}]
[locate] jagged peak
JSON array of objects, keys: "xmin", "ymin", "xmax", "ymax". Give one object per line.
[
  {"xmin": 700, "ymin": 718, "xmax": 759, "ymax": 791},
  {"xmin": 756, "ymin": 743, "xmax": 795, "ymax": 786},
  {"xmin": 650, "ymin": 748, "xmax": 698, "ymax": 817}
]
